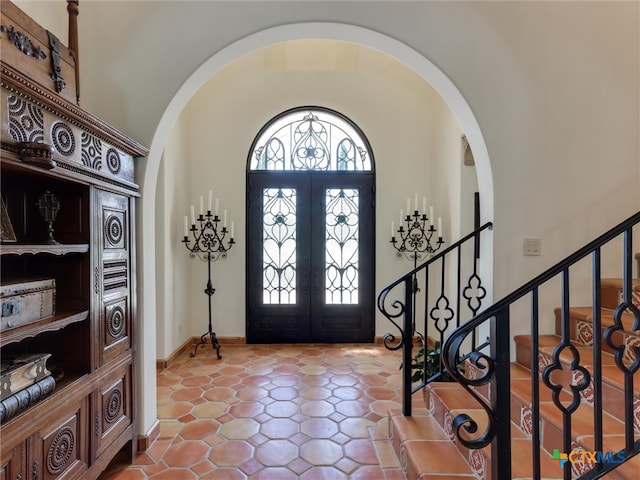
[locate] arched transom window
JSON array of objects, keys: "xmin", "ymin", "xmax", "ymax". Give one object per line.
[{"xmin": 250, "ymin": 108, "xmax": 373, "ymax": 171}]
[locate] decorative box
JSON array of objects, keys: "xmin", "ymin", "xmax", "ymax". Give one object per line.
[
  {"xmin": 0, "ymin": 0, "xmax": 78, "ymax": 105},
  {"xmin": 0, "ymin": 352, "xmax": 52, "ymax": 400},
  {"xmin": 0, "ymin": 278, "xmax": 56, "ymax": 331}
]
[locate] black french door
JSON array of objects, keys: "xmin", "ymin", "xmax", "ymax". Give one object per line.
[{"xmin": 246, "ymin": 171, "xmax": 375, "ymax": 343}]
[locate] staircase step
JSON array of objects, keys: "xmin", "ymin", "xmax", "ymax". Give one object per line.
[
  {"xmin": 515, "ymin": 334, "xmax": 640, "ymax": 429},
  {"xmin": 389, "ymin": 411, "xmax": 479, "ymax": 479},
  {"xmin": 578, "ymin": 435, "xmax": 640, "ymax": 480},
  {"xmin": 404, "ymin": 439, "xmax": 479, "ymax": 479},
  {"xmin": 385, "ymin": 272, "xmax": 640, "ymax": 479},
  {"xmin": 393, "ymin": 358, "xmax": 638, "ymax": 479},
  {"xmin": 483, "ymin": 438, "xmax": 564, "ymax": 480},
  {"xmin": 554, "ymin": 307, "xmax": 638, "ymax": 354},
  {"xmin": 599, "ymin": 278, "xmax": 640, "ymax": 310},
  {"xmin": 389, "ymin": 411, "xmax": 449, "ymax": 454},
  {"xmin": 406, "ymin": 385, "xmax": 568, "ymax": 480}
]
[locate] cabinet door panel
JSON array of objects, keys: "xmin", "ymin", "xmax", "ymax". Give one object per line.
[
  {"xmin": 0, "ymin": 442, "xmax": 25, "ymax": 480},
  {"xmin": 93, "ymin": 189, "xmax": 132, "ymax": 367},
  {"xmin": 31, "ymin": 400, "xmax": 88, "ymax": 480},
  {"xmin": 93, "ymin": 362, "xmax": 133, "ymax": 458},
  {"xmin": 102, "ymin": 296, "xmax": 131, "ymax": 363}
]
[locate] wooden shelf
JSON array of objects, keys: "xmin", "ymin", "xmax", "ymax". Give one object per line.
[
  {"xmin": 0, "ymin": 244, "xmax": 89, "ymax": 256},
  {"xmin": 0, "ymin": 2, "xmax": 140, "ymax": 473},
  {"xmin": 0, "ymin": 310, "xmax": 89, "ymax": 347},
  {"xmin": 0, "ymin": 372, "xmax": 88, "ymax": 441}
]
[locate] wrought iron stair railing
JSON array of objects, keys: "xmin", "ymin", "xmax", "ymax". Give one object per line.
[
  {"xmin": 378, "ymin": 221, "xmax": 493, "ymax": 415},
  {"xmin": 441, "ymin": 211, "xmax": 640, "ymax": 480}
]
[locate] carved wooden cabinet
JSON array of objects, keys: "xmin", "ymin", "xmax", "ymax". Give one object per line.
[{"xmin": 0, "ymin": 2, "xmax": 147, "ymax": 478}]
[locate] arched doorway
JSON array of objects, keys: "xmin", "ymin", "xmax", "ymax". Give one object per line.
[
  {"xmin": 246, "ymin": 107, "xmax": 375, "ymax": 343},
  {"xmin": 140, "ymin": 22, "xmax": 494, "ymax": 435}
]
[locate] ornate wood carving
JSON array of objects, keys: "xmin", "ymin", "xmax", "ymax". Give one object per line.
[
  {"xmin": 19, "ymin": 142, "xmax": 55, "ymax": 170},
  {"xmin": 51, "ymin": 121, "xmax": 76, "ymax": 156},
  {"xmin": 7, "ymin": 95, "xmax": 44, "ymax": 143},
  {"xmin": 106, "ymin": 302, "xmax": 126, "ymax": 341},
  {"xmin": 106, "ymin": 148, "xmax": 121, "ymax": 175},
  {"xmin": 46, "ymin": 425, "xmax": 75, "ymax": 475},
  {"xmin": 0, "ymin": 244, "xmax": 88, "ymax": 256},
  {"xmin": 104, "ymin": 214, "xmax": 124, "ymax": 247},
  {"xmin": 80, "ymin": 131, "xmax": 101, "ymax": 170},
  {"xmin": 1, "ymin": 64, "xmax": 148, "ymax": 159},
  {"xmin": 104, "ymin": 388, "xmax": 123, "ymax": 424},
  {"xmin": 0, "ymin": 25, "xmax": 46, "ymax": 60}
]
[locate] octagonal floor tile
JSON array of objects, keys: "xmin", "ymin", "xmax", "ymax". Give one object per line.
[
  {"xmin": 157, "ymin": 401, "xmax": 193, "ymax": 419},
  {"xmin": 254, "ymin": 439, "xmax": 299, "ymax": 466},
  {"xmin": 163, "ymin": 440, "xmax": 210, "ymax": 467},
  {"xmin": 300, "ymin": 400, "xmax": 335, "ymax": 417},
  {"xmin": 209, "ymin": 440, "xmax": 253, "ymax": 467},
  {"xmin": 339, "ymin": 418, "xmax": 376, "ymax": 438},
  {"xmin": 300, "ymin": 418, "xmax": 339, "ymax": 438},
  {"xmin": 260, "ymin": 418, "xmax": 299, "ymax": 439},
  {"xmin": 228, "ymin": 401, "xmax": 265, "ymax": 418},
  {"xmin": 98, "ymin": 344, "xmax": 407, "ymax": 480},
  {"xmin": 219, "ymin": 418, "xmax": 260, "ymax": 439},
  {"xmin": 300, "ymin": 439, "xmax": 344, "ymax": 465},
  {"xmin": 191, "ymin": 401, "xmax": 228, "ymax": 419},
  {"xmin": 265, "ymin": 400, "xmax": 300, "ymax": 417}
]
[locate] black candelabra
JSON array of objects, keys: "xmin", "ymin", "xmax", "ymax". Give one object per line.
[
  {"xmin": 390, "ymin": 201, "xmax": 444, "ymax": 335},
  {"xmin": 182, "ymin": 200, "xmax": 235, "ymax": 359}
]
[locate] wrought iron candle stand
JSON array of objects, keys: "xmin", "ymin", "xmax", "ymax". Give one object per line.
[
  {"xmin": 390, "ymin": 208, "xmax": 444, "ymax": 335},
  {"xmin": 182, "ymin": 209, "xmax": 235, "ymax": 359}
]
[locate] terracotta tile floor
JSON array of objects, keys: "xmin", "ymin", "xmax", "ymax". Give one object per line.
[{"xmin": 100, "ymin": 343, "xmax": 410, "ymax": 479}]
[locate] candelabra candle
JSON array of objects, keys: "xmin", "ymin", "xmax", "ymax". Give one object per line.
[
  {"xmin": 181, "ymin": 208, "xmax": 235, "ymax": 359},
  {"xmin": 390, "ymin": 208, "xmax": 444, "ymax": 262}
]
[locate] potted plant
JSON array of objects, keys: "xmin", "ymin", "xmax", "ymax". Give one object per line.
[{"xmin": 411, "ymin": 340, "xmax": 455, "ymax": 383}]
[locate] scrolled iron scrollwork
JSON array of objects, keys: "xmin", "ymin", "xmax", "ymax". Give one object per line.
[
  {"xmin": 378, "ymin": 286, "xmax": 406, "ymax": 351},
  {"xmin": 429, "ymin": 294, "xmax": 455, "ymax": 335},
  {"xmin": 462, "ymin": 350, "xmax": 495, "ymax": 387},
  {"xmin": 442, "ymin": 324, "xmax": 497, "ymax": 450},
  {"xmin": 463, "ymin": 272, "xmax": 487, "ymax": 314},
  {"xmin": 604, "ymin": 299, "xmax": 640, "ymax": 374},
  {"xmin": 541, "ymin": 343, "xmax": 591, "ymax": 414}
]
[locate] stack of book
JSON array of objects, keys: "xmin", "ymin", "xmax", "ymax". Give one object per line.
[{"xmin": 0, "ymin": 353, "xmax": 55, "ymax": 423}]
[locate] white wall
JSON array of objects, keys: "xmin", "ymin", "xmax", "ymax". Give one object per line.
[
  {"xmin": 155, "ymin": 106, "xmax": 192, "ymax": 357},
  {"xmin": 165, "ymin": 41, "xmax": 468, "ymax": 352},
  {"xmin": 17, "ymin": 0, "xmax": 639, "ymax": 439}
]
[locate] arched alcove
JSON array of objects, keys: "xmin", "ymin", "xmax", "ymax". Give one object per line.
[{"xmin": 137, "ymin": 23, "xmax": 494, "ymax": 434}]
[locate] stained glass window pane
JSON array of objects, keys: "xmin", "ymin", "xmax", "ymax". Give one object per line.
[
  {"xmin": 325, "ymin": 189, "xmax": 359, "ymax": 304},
  {"xmin": 263, "ymin": 188, "xmax": 296, "ymax": 304}
]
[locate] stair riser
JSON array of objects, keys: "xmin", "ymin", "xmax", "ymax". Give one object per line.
[
  {"xmin": 601, "ymin": 285, "xmax": 624, "ymax": 310},
  {"xmin": 428, "ymin": 389, "xmax": 489, "ymax": 480},
  {"xmin": 556, "ymin": 316, "xmax": 633, "ymax": 356},
  {"xmin": 433, "ymin": 386, "xmax": 636, "ymax": 480},
  {"xmin": 516, "ymin": 342, "xmax": 639, "ymax": 427}
]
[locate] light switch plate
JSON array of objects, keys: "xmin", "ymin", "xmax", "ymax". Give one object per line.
[{"xmin": 523, "ymin": 238, "xmax": 542, "ymax": 256}]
